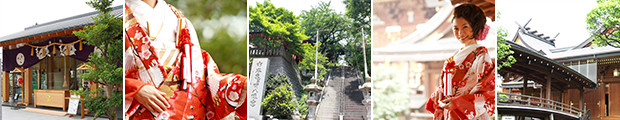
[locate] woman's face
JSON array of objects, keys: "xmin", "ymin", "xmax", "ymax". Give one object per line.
[{"xmin": 453, "ymin": 17, "xmax": 474, "ymax": 44}]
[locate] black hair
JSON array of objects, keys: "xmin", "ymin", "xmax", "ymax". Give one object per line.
[{"xmin": 452, "ymin": 3, "xmax": 486, "ymax": 39}]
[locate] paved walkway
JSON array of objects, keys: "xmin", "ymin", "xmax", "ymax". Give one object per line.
[{"xmin": 2, "ymin": 106, "xmax": 105, "ymax": 120}]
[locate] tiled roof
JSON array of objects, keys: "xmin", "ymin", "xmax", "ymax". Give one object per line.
[{"xmin": 0, "ymin": 5, "xmax": 122, "ymax": 43}]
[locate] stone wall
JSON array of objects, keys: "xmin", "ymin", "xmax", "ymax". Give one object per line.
[{"xmin": 249, "ymin": 47, "xmax": 303, "ymax": 97}]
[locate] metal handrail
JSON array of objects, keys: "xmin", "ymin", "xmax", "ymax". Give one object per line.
[{"xmin": 498, "ymin": 92, "xmax": 584, "ymax": 117}]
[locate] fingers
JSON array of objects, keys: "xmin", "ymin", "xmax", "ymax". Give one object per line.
[
  {"xmin": 151, "ymin": 98, "xmax": 165, "ymax": 113},
  {"xmin": 134, "ymin": 85, "xmax": 170, "ymax": 114},
  {"xmin": 154, "ymin": 91, "xmax": 169, "ymax": 111},
  {"xmin": 441, "ymin": 98, "xmax": 452, "ymax": 103},
  {"xmin": 159, "ymin": 91, "xmax": 171, "ymax": 108},
  {"xmin": 470, "ymin": 86, "xmax": 480, "ymax": 94},
  {"xmin": 143, "ymin": 103, "xmax": 155, "ymax": 114},
  {"xmin": 151, "ymin": 91, "xmax": 169, "ymax": 113},
  {"xmin": 438, "ymin": 101, "xmax": 452, "ymax": 109}
]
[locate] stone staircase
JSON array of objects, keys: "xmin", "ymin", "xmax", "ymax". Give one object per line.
[
  {"xmin": 342, "ymin": 66, "xmax": 367, "ymax": 120},
  {"xmin": 316, "ymin": 66, "xmax": 367, "ymax": 120}
]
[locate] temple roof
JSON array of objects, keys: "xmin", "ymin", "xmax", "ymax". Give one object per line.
[
  {"xmin": 512, "ymin": 20, "xmax": 557, "ymax": 55},
  {"xmin": 503, "ymin": 41, "xmax": 597, "ymax": 89}
]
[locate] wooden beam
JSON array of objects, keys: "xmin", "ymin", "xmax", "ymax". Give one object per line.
[
  {"xmin": 0, "ymin": 28, "xmax": 83, "ymax": 48},
  {"xmin": 64, "ymin": 56, "xmax": 69, "ymax": 88},
  {"xmin": 24, "ymin": 68, "xmax": 32, "ymax": 104},
  {"xmin": 510, "ymin": 53, "xmax": 593, "ymax": 88},
  {"xmin": 547, "ymin": 75, "xmax": 552, "ymax": 103},
  {"xmin": 49, "ymin": 55, "xmax": 54, "ymax": 88},
  {"xmin": 580, "ymin": 87, "xmax": 584, "ymax": 111},
  {"xmin": 2, "ymin": 71, "xmax": 8, "ymax": 102}
]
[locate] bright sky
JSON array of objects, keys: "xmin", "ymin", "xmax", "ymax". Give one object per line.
[
  {"xmin": 0, "ymin": 0, "xmax": 124, "ymax": 37},
  {"xmin": 497, "ymin": 0, "xmax": 598, "ymax": 48},
  {"xmin": 248, "ymin": 0, "xmax": 347, "ymax": 16}
]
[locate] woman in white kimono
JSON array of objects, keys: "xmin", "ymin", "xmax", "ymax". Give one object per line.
[{"xmin": 425, "ymin": 3, "xmax": 495, "ymax": 120}]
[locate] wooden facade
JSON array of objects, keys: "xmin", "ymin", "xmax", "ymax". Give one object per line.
[
  {"xmin": 499, "ymin": 21, "xmax": 620, "ymax": 119},
  {"xmin": 556, "ymin": 54, "xmax": 620, "ymax": 119},
  {"xmin": 0, "ymin": 6, "xmax": 121, "ymax": 111}
]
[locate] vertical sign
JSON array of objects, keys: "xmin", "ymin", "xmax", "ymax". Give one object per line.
[{"xmin": 248, "ymin": 58, "xmax": 269, "ymax": 120}]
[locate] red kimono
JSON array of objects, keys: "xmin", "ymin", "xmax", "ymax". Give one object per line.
[
  {"xmin": 426, "ymin": 44, "xmax": 495, "ymax": 120},
  {"xmin": 124, "ymin": 4, "xmax": 246, "ymax": 120}
]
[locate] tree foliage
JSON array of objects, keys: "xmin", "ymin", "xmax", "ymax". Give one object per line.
[
  {"xmin": 249, "ymin": 1, "xmax": 309, "ymax": 57},
  {"xmin": 497, "ymin": 11, "xmax": 516, "ymax": 70},
  {"xmin": 300, "ymin": 1, "xmax": 371, "ymax": 77},
  {"xmin": 262, "ymin": 73, "xmax": 297, "ymax": 119},
  {"xmin": 344, "ymin": 0, "xmax": 371, "ymax": 77},
  {"xmin": 296, "ymin": 92, "xmax": 309, "ymax": 119},
  {"xmin": 298, "ymin": 42, "xmax": 333, "ymax": 86},
  {"xmin": 497, "ymin": 27, "xmax": 516, "ymax": 70},
  {"xmin": 265, "ymin": 73, "xmax": 289, "ymax": 91},
  {"xmin": 167, "ymin": 0, "xmax": 247, "ymax": 75},
  {"xmin": 300, "ymin": 1, "xmax": 351, "ymax": 62},
  {"xmin": 71, "ymin": 0, "xmax": 122, "ymax": 119},
  {"xmin": 345, "ymin": 0, "xmax": 370, "ymax": 31},
  {"xmin": 587, "ymin": 0, "xmax": 620, "ymax": 47}
]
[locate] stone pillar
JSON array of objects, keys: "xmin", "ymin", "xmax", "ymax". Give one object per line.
[
  {"xmin": 304, "ymin": 78, "xmax": 321, "ymax": 120},
  {"xmin": 248, "ymin": 58, "xmax": 270, "ymax": 120},
  {"xmin": 359, "ymin": 76, "xmax": 371, "ymax": 120}
]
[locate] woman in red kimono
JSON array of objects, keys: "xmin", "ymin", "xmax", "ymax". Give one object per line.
[
  {"xmin": 425, "ymin": 3, "xmax": 495, "ymax": 120},
  {"xmin": 123, "ymin": 0, "xmax": 246, "ymax": 119}
]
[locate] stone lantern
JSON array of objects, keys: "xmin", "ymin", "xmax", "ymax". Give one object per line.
[
  {"xmin": 303, "ymin": 78, "xmax": 321, "ymax": 120},
  {"xmin": 359, "ymin": 76, "xmax": 371, "ymax": 120}
]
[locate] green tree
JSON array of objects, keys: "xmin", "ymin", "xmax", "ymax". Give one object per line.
[
  {"xmin": 300, "ymin": 1, "xmax": 371, "ymax": 77},
  {"xmin": 300, "ymin": 1, "xmax": 351, "ymax": 62},
  {"xmin": 497, "ymin": 11, "xmax": 516, "ymax": 70},
  {"xmin": 298, "ymin": 42, "xmax": 333, "ymax": 86},
  {"xmin": 262, "ymin": 73, "xmax": 297, "ymax": 119},
  {"xmin": 344, "ymin": 0, "xmax": 371, "ymax": 77},
  {"xmin": 265, "ymin": 73, "xmax": 289, "ymax": 91},
  {"xmin": 586, "ymin": 0, "xmax": 620, "ymax": 47},
  {"xmin": 344, "ymin": 0, "xmax": 370, "ymax": 31},
  {"xmin": 166, "ymin": 0, "xmax": 247, "ymax": 75},
  {"xmin": 71, "ymin": 0, "xmax": 122, "ymax": 119},
  {"xmin": 296, "ymin": 92, "xmax": 309, "ymax": 119},
  {"xmin": 343, "ymin": 32, "xmax": 371, "ymax": 78},
  {"xmin": 249, "ymin": 1, "xmax": 309, "ymax": 57}
]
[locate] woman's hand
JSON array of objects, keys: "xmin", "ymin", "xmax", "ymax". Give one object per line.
[
  {"xmin": 439, "ymin": 98, "xmax": 454, "ymax": 109},
  {"xmin": 135, "ymin": 85, "xmax": 170, "ymax": 113},
  {"xmin": 430, "ymin": 90, "xmax": 443, "ymax": 102},
  {"xmin": 470, "ymin": 84, "xmax": 482, "ymax": 94}
]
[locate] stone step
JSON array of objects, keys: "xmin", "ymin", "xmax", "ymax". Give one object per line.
[{"xmin": 315, "ymin": 66, "xmax": 367, "ymax": 120}]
